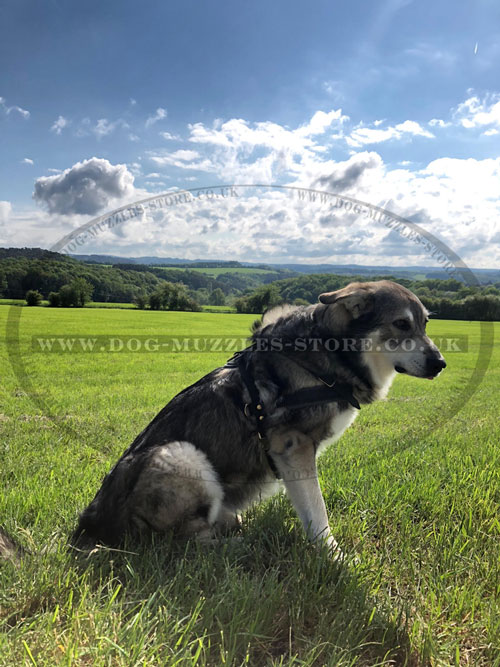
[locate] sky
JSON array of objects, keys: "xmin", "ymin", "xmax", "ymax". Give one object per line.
[{"xmin": 1, "ymin": 0, "xmax": 499, "ymax": 267}]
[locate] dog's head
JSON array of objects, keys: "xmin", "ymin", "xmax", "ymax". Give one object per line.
[{"xmin": 319, "ymin": 280, "xmax": 446, "ymax": 380}]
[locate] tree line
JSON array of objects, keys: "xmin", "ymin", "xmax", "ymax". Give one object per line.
[
  {"xmin": 0, "ymin": 248, "xmax": 281, "ymax": 307},
  {"xmin": 234, "ymin": 275, "xmax": 500, "ymax": 321},
  {"xmin": 3, "ymin": 248, "xmax": 500, "ymax": 320}
]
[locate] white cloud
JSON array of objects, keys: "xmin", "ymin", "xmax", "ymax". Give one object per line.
[
  {"xmin": 295, "ymin": 109, "xmax": 349, "ymax": 137},
  {"xmin": 22, "ymin": 158, "xmax": 34, "ymax": 165},
  {"xmin": 0, "ymin": 201, "xmax": 12, "ymax": 225},
  {"xmin": 33, "ymin": 157, "xmax": 135, "ymax": 215},
  {"xmin": 149, "ymin": 148, "xmax": 215, "ymax": 171},
  {"xmin": 483, "ymin": 128, "xmax": 499, "ymax": 136},
  {"xmin": 51, "ymin": 115, "xmax": 69, "ymax": 135},
  {"xmin": 92, "ymin": 118, "xmax": 129, "ymax": 139},
  {"xmin": 0, "ymin": 96, "xmax": 30, "ymax": 118},
  {"xmin": 160, "ymin": 131, "xmax": 179, "ymax": 140},
  {"xmin": 145, "ymin": 107, "xmax": 167, "ymax": 128},
  {"xmin": 346, "ymin": 120, "xmax": 434, "ymax": 147},
  {"xmin": 73, "ymin": 116, "xmax": 128, "ymax": 139},
  {"xmin": 429, "ymin": 118, "xmax": 451, "ymax": 128},
  {"xmin": 6, "ymin": 99, "xmax": 500, "ymax": 268},
  {"xmin": 454, "ymin": 94, "xmax": 500, "ymax": 129},
  {"xmin": 188, "ymin": 111, "xmax": 345, "ymax": 155},
  {"xmin": 157, "ymin": 109, "xmax": 351, "ymax": 181},
  {"xmin": 8, "ymin": 148, "xmax": 500, "ymax": 267}
]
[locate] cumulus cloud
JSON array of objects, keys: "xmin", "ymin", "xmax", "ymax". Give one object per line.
[
  {"xmin": 146, "ymin": 109, "xmax": 349, "ymax": 181},
  {"xmin": 0, "ymin": 96, "xmax": 30, "ymax": 118},
  {"xmin": 7, "ymin": 98, "xmax": 499, "ymax": 268},
  {"xmin": 22, "ymin": 158, "xmax": 34, "ymax": 165},
  {"xmin": 346, "ymin": 120, "xmax": 434, "ymax": 147},
  {"xmin": 0, "ymin": 201, "xmax": 12, "ymax": 225},
  {"xmin": 33, "ymin": 157, "xmax": 135, "ymax": 215},
  {"xmin": 295, "ymin": 109, "xmax": 349, "ymax": 137},
  {"xmin": 145, "ymin": 107, "xmax": 167, "ymax": 128},
  {"xmin": 188, "ymin": 111, "xmax": 345, "ymax": 155},
  {"xmin": 429, "ymin": 118, "xmax": 451, "ymax": 128},
  {"xmin": 454, "ymin": 94, "xmax": 500, "ymax": 129},
  {"xmin": 51, "ymin": 115, "xmax": 69, "ymax": 134},
  {"xmin": 315, "ymin": 152, "xmax": 383, "ymax": 191}
]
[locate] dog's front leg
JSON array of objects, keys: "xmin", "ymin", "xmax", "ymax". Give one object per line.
[{"xmin": 268, "ymin": 430, "xmax": 342, "ymax": 558}]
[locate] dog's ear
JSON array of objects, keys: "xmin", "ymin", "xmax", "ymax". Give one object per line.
[{"xmin": 319, "ymin": 285, "xmax": 372, "ymax": 320}]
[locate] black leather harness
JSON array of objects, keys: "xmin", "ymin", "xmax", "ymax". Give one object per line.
[{"xmin": 228, "ymin": 348, "xmax": 361, "ymax": 478}]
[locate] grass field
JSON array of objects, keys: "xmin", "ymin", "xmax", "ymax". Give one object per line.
[{"xmin": 0, "ymin": 305, "xmax": 499, "ymax": 665}]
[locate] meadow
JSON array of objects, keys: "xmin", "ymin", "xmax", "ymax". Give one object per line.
[{"xmin": 0, "ymin": 305, "xmax": 499, "ymax": 666}]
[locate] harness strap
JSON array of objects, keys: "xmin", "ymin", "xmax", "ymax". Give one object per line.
[
  {"xmin": 234, "ymin": 351, "xmax": 280, "ymax": 478},
  {"xmin": 277, "ymin": 384, "xmax": 361, "ymax": 411},
  {"xmin": 231, "ymin": 350, "xmax": 361, "ymax": 479}
]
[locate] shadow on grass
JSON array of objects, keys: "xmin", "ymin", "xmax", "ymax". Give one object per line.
[{"xmin": 66, "ymin": 499, "xmax": 417, "ymax": 666}]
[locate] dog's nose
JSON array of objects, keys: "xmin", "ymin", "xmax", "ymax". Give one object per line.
[{"xmin": 426, "ymin": 357, "xmax": 446, "ymax": 375}]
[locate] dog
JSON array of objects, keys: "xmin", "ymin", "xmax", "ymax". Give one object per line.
[{"xmin": 71, "ymin": 280, "xmax": 446, "ymax": 557}]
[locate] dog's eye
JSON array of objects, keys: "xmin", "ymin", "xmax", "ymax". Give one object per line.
[{"xmin": 393, "ymin": 319, "xmax": 411, "ymax": 331}]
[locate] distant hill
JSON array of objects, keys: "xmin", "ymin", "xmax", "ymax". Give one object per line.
[
  {"xmin": 70, "ymin": 253, "xmax": 500, "ymax": 284},
  {"xmin": 0, "ymin": 248, "xmax": 284, "ymax": 302}
]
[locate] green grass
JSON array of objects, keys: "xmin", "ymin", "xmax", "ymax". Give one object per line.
[
  {"xmin": 201, "ymin": 305, "xmax": 236, "ymax": 313},
  {"xmin": 0, "ymin": 301, "xmax": 138, "ymax": 309},
  {"xmin": 0, "ymin": 299, "xmax": 26, "ymax": 306},
  {"xmin": 83, "ymin": 301, "xmax": 138, "ymax": 309},
  {"xmin": 0, "ymin": 306, "xmax": 499, "ymax": 665}
]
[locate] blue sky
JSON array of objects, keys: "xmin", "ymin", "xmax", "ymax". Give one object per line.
[{"xmin": 1, "ymin": 0, "xmax": 499, "ymax": 266}]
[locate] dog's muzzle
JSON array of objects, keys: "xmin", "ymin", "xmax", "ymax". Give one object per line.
[{"xmin": 395, "ymin": 356, "xmax": 446, "ymax": 379}]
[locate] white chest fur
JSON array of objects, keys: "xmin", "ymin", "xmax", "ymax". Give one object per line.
[{"xmin": 316, "ymin": 406, "xmax": 359, "ymax": 456}]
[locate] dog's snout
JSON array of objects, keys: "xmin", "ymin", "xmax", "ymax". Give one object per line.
[{"xmin": 426, "ymin": 356, "xmax": 446, "ymax": 376}]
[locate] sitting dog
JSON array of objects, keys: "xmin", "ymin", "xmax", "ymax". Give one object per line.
[{"xmin": 72, "ymin": 280, "xmax": 446, "ymax": 556}]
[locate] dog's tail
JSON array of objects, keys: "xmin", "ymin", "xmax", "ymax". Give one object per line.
[{"xmin": 70, "ymin": 450, "xmax": 149, "ymax": 552}]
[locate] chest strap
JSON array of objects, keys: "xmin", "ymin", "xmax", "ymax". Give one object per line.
[{"xmin": 232, "ymin": 350, "xmax": 361, "ymax": 478}]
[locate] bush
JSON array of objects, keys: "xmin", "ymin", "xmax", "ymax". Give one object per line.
[
  {"xmin": 134, "ymin": 293, "xmax": 148, "ymax": 309},
  {"xmin": 209, "ymin": 288, "xmax": 226, "ymax": 306},
  {"xmin": 25, "ymin": 289, "xmax": 42, "ymax": 306},
  {"xmin": 233, "ymin": 285, "xmax": 282, "ymax": 314},
  {"xmin": 148, "ymin": 281, "xmax": 201, "ymax": 312},
  {"xmin": 55, "ymin": 278, "xmax": 94, "ymax": 307},
  {"xmin": 48, "ymin": 291, "xmax": 61, "ymax": 307}
]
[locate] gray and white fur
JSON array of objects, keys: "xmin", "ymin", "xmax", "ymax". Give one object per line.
[{"xmin": 68, "ymin": 280, "xmax": 446, "ymax": 558}]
